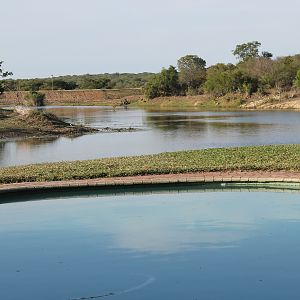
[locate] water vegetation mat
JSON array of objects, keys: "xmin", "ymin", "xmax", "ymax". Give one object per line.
[{"xmin": 0, "ymin": 145, "xmax": 300, "ymax": 184}]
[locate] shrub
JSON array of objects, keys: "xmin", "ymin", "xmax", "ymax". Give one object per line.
[
  {"xmin": 144, "ymin": 66, "xmax": 180, "ymax": 99},
  {"xmin": 24, "ymin": 91, "xmax": 45, "ymax": 106},
  {"xmin": 294, "ymin": 70, "xmax": 300, "ymax": 88}
]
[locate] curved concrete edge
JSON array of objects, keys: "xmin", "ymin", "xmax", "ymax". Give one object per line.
[{"xmin": 1, "ymin": 171, "xmax": 300, "ymax": 194}]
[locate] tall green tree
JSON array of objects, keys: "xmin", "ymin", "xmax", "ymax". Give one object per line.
[
  {"xmin": 233, "ymin": 41, "xmax": 261, "ymax": 62},
  {"xmin": 294, "ymin": 70, "xmax": 300, "ymax": 88},
  {"xmin": 0, "ymin": 61, "xmax": 13, "ymax": 94},
  {"xmin": 144, "ymin": 66, "xmax": 180, "ymax": 99},
  {"xmin": 177, "ymin": 55, "xmax": 206, "ymax": 92}
]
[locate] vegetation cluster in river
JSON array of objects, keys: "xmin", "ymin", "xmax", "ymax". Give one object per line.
[{"xmin": 1, "ymin": 145, "xmax": 300, "ymax": 184}]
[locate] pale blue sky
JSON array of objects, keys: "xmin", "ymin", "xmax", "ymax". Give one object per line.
[{"xmin": 2, "ymin": 0, "xmax": 300, "ymax": 78}]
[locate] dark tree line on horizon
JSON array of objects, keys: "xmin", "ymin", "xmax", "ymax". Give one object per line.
[{"xmin": 0, "ymin": 72, "xmax": 154, "ymax": 92}]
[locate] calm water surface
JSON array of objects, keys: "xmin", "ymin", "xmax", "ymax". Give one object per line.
[
  {"xmin": 1, "ymin": 188, "xmax": 300, "ymax": 299},
  {"xmin": 1, "ymin": 106, "xmax": 300, "ymax": 166}
]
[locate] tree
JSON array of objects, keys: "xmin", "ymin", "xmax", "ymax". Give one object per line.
[
  {"xmin": 233, "ymin": 41, "xmax": 261, "ymax": 62},
  {"xmin": 144, "ymin": 66, "xmax": 180, "ymax": 99},
  {"xmin": 0, "ymin": 61, "xmax": 13, "ymax": 94},
  {"xmin": 204, "ymin": 64, "xmax": 237, "ymax": 96},
  {"xmin": 24, "ymin": 91, "xmax": 45, "ymax": 106},
  {"xmin": 262, "ymin": 51, "xmax": 273, "ymax": 59},
  {"xmin": 52, "ymin": 79, "xmax": 78, "ymax": 90},
  {"xmin": 177, "ymin": 55, "xmax": 206, "ymax": 92},
  {"xmin": 205, "ymin": 63, "xmax": 258, "ymax": 96},
  {"xmin": 271, "ymin": 56, "xmax": 299, "ymax": 90},
  {"xmin": 80, "ymin": 78, "xmax": 110, "ymax": 89},
  {"xmin": 294, "ymin": 70, "xmax": 300, "ymax": 88}
]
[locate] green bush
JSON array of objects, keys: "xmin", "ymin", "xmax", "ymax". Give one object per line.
[
  {"xmin": 294, "ymin": 70, "xmax": 300, "ymax": 88},
  {"xmin": 24, "ymin": 91, "xmax": 45, "ymax": 106},
  {"xmin": 144, "ymin": 66, "xmax": 180, "ymax": 99}
]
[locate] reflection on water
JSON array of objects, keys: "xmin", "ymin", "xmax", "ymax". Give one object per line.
[
  {"xmin": 1, "ymin": 190, "xmax": 300, "ymax": 299},
  {"xmin": 1, "ymin": 106, "xmax": 300, "ymax": 166}
]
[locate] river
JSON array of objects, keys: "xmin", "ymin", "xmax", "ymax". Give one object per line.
[{"xmin": 1, "ymin": 106, "xmax": 300, "ymax": 167}]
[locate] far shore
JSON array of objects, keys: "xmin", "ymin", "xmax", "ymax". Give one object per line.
[{"xmin": 1, "ymin": 89, "xmax": 300, "ymax": 110}]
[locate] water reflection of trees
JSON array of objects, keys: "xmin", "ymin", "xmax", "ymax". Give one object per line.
[
  {"xmin": 44, "ymin": 107, "xmax": 113, "ymax": 126},
  {"xmin": 0, "ymin": 141, "xmax": 6, "ymax": 165},
  {"xmin": 14, "ymin": 137, "xmax": 59, "ymax": 151},
  {"xmin": 145, "ymin": 114, "xmax": 271, "ymax": 135}
]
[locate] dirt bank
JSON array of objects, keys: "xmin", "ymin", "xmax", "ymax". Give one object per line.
[
  {"xmin": 0, "ymin": 89, "xmax": 143, "ymax": 106},
  {"xmin": 136, "ymin": 90, "xmax": 300, "ymax": 110},
  {"xmin": 0, "ymin": 108, "xmax": 97, "ymax": 140}
]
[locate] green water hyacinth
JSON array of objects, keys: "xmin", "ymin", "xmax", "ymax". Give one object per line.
[{"xmin": 0, "ymin": 145, "xmax": 300, "ymax": 184}]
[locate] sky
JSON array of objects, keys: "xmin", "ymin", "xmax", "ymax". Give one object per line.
[{"xmin": 2, "ymin": 0, "xmax": 300, "ymax": 78}]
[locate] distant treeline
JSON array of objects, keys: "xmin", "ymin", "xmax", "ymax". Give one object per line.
[
  {"xmin": 1, "ymin": 41, "xmax": 300, "ymax": 100},
  {"xmin": 145, "ymin": 41, "xmax": 300, "ymax": 99},
  {"xmin": 0, "ymin": 73, "xmax": 154, "ymax": 91}
]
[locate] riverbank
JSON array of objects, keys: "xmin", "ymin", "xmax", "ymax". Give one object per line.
[
  {"xmin": 1, "ymin": 89, "xmax": 300, "ymax": 110},
  {"xmin": 135, "ymin": 90, "xmax": 300, "ymax": 110},
  {"xmin": 1, "ymin": 145, "xmax": 300, "ymax": 184},
  {"xmin": 0, "ymin": 89, "xmax": 143, "ymax": 106},
  {"xmin": 0, "ymin": 108, "xmax": 97, "ymax": 140}
]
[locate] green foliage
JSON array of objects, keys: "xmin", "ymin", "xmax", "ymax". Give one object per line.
[
  {"xmin": 2, "ymin": 44, "xmax": 300, "ymax": 101},
  {"xmin": 0, "ymin": 61, "xmax": 13, "ymax": 94},
  {"xmin": 51, "ymin": 79, "xmax": 78, "ymax": 90},
  {"xmin": 177, "ymin": 55, "xmax": 206, "ymax": 92},
  {"xmin": 262, "ymin": 51, "xmax": 273, "ymax": 59},
  {"xmin": 204, "ymin": 64, "xmax": 258, "ymax": 96},
  {"xmin": 144, "ymin": 66, "xmax": 180, "ymax": 99},
  {"xmin": 80, "ymin": 77, "xmax": 110, "ymax": 89},
  {"xmin": 24, "ymin": 91, "xmax": 45, "ymax": 106},
  {"xmin": 233, "ymin": 41, "xmax": 261, "ymax": 62},
  {"xmin": 271, "ymin": 56, "xmax": 300, "ymax": 90},
  {"xmin": 5, "ymin": 73, "xmax": 154, "ymax": 91},
  {"xmin": 295, "ymin": 70, "xmax": 300, "ymax": 88},
  {"xmin": 1, "ymin": 145, "xmax": 300, "ymax": 184},
  {"xmin": 204, "ymin": 64, "xmax": 236, "ymax": 96}
]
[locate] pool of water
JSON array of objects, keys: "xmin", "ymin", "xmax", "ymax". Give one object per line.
[
  {"xmin": 1, "ymin": 187, "xmax": 300, "ymax": 300},
  {"xmin": 1, "ymin": 107, "xmax": 300, "ymax": 166}
]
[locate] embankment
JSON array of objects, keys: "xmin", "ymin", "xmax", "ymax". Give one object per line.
[
  {"xmin": 136, "ymin": 90, "xmax": 300, "ymax": 110},
  {"xmin": 0, "ymin": 89, "xmax": 143, "ymax": 106},
  {"xmin": 0, "ymin": 108, "xmax": 97, "ymax": 140},
  {"xmin": 2, "ymin": 88, "xmax": 300, "ymax": 110}
]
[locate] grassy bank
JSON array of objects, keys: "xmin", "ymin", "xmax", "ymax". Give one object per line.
[
  {"xmin": 0, "ymin": 145, "xmax": 300, "ymax": 184},
  {"xmin": 135, "ymin": 94, "xmax": 242, "ymax": 109},
  {"xmin": 0, "ymin": 108, "xmax": 97, "ymax": 140}
]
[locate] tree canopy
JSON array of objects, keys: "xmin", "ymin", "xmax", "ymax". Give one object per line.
[
  {"xmin": 233, "ymin": 41, "xmax": 262, "ymax": 62},
  {"xmin": 144, "ymin": 66, "xmax": 180, "ymax": 99},
  {"xmin": 294, "ymin": 70, "xmax": 300, "ymax": 88},
  {"xmin": 177, "ymin": 55, "xmax": 206, "ymax": 92},
  {"xmin": 0, "ymin": 61, "xmax": 12, "ymax": 94}
]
